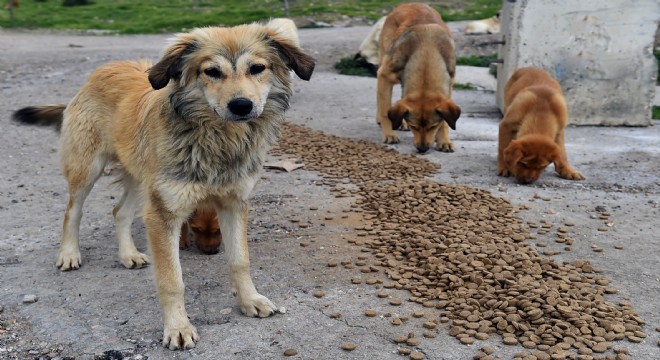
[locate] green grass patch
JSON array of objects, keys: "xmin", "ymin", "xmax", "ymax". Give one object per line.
[
  {"xmin": 653, "ymin": 106, "xmax": 660, "ymax": 120},
  {"xmin": 453, "ymin": 82, "xmax": 477, "ymax": 90},
  {"xmin": 456, "ymin": 54, "xmax": 497, "ymax": 67},
  {"xmin": 334, "ymin": 56, "xmax": 376, "ymax": 77},
  {"xmin": 0, "ymin": 0, "xmax": 502, "ymax": 34}
]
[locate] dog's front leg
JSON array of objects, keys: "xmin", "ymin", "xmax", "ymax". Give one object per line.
[
  {"xmin": 497, "ymin": 119, "xmax": 516, "ymax": 177},
  {"xmin": 217, "ymin": 198, "xmax": 277, "ymax": 317},
  {"xmin": 553, "ymin": 129, "xmax": 585, "ymax": 180},
  {"xmin": 144, "ymin": 196, "xmax": 198, "ymax": 350},
  {"xmin": 376, "ymin": 66, "xmax": 400, "ymax": 144}
]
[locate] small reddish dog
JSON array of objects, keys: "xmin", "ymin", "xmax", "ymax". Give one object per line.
[
  {"xmin": 497, "ymin": 67, "xmax": 585, "ymax": 184},
  {"xmin": 180, "ymin": 208, "xmax": 222, "ymax": 254}
]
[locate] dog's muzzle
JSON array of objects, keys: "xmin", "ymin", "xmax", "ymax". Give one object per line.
[{"xmin": 227, "ymin": 98, "xmax": 254, "ymax": 118}]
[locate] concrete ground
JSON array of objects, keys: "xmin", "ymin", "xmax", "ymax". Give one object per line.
[{"xmin": 0, "ymin": 26, "xmax": 659, "ymax": 360}]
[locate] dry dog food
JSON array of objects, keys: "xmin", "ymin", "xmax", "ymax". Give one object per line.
[{"xmin": 273, "ymin": 123, "xmax": 645, "ymax": 357}]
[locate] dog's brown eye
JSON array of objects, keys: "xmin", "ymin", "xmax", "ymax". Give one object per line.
[
  {"xmin": 204, "ymin": 68, "xmax": 222, "ymax": 79},
  {"xmin": 249, "ymin": 64, "xmax": 266, "ymax": 75}
]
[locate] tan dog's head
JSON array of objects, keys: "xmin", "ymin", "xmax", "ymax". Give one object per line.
[
  {"xmin": 189, "ymin": 208, "xmax": 222, "ymax": 254},
  {"xmin": 388, "ymin": 96, "xmax": 461, "ymax": 153},
  {"xmin": 148, "ymin": 24, "xmax": 315, "ymax": 122},
  {"xmin": 503, "ymin": 135, "xmax": 560, "ymax": 184}
]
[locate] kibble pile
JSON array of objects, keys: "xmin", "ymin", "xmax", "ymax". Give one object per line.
[{"xmin": 272, "ymin": 123, "xmax": 645, "ymax": 358}]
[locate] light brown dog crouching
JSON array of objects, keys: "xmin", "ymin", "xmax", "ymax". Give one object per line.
[
  {"xmin": 497, "ymin": 67, "xmax": 585, "ymax": 184},
  {"xmin": 13, "ymin": 23, "xmax": 315, "ymax": 350},
  {"xmin": 376, "ymin": 2, "xmax": 461, "ymax": 153}
]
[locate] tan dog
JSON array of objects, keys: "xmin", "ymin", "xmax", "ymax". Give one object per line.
[
  {"xmin": 376, "ymin": 2, "xmax": 461, "ymax": 153},
  {"xmin": 464, "ymin": 12, "xmax": 500, "ymax": 35},
  {"xmin": 498, "ymin": 67, "xmax": 584, "ymax": 184},
  {"xmin": 12, "ymin": 22, "xmax": 314, "ymax": 349},
  {"xmin": 180, "ymin": 207, "xmax": 222, "ymax": 254}
]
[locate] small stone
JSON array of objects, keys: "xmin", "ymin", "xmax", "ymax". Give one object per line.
[
  {"xmin": 283, "ymin": 348, "xmax": 298, "ymax": 356},
  {"xmin": 341, "ymin": 342, "xmax": 356, "ymax": 351},
  {"xmin": 23, "ymin": 294, "xmax": 38, "ymax": 304}
]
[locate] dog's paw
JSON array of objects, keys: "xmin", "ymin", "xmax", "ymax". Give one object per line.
[
  {"xmin": 238, "ymin": 293, "xmax": 278, "ymax": 318},
  {"xmin": 382, "ymin": 132, "xmax": 400, "ymax": 144},
  {"xmin": 56, "ymin": 250, "xmax": 81, "ymax": 271},
  {"xmin": 561, "ymin": 170, "xmax": 585, "ymax": 181},
  {"xmin": 436, "ymin": 142, "xmax": 455, "ymax": 152},
  {"xmin": 119, "ymin": 251, "xmax": 150, "ymax": 269},
  {"xmin": 497, "ymin": 167, "xmax": 511, "ymax": 177},
  {"xmin": 163, "ymin": 323, "xmax": 199, "ymax": 350}
]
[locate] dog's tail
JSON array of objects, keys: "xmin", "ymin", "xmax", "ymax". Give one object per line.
[{"xmin": 12, "ymin": 104, "xmax": 66, "ymax": 132}]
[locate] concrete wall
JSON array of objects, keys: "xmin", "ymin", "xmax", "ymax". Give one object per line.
[{"xmin": 496, "ymin": 0, "xmax": 660, "ymax": 126}]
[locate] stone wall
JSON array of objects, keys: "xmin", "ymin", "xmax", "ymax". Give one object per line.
[{"xmin": 496, "ymin": 0, "xmax": 660, "ymax": 126}]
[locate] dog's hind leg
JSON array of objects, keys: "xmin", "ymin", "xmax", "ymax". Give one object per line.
[
  {"xmin": 217, "ymin": 198, "xmax": 277, "ymax": 318},
  {"xmin": 113, "ymin": 175, "xmax": 150, "ymax": 269},
  {"xmin": 57, "ymin": 156, "xmax": 106, "ymax": 271}
]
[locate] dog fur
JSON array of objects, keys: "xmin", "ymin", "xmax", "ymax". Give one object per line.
[
  {"xmin": 464, "ymin": 12, "xmax": 500, "ymax": 35},
  {"xmin": 12, "ymin": 22, "xmax": 314, "ymax": 350},
  {"xmin": 355, "ymin": 16, "xmax": 387, "ymax": 73},
  {"xmin": 180, "ymin": 207, "xmax": 222, "ymax": 254},
  {"xmin": 497, "ymin": 67, "xmax": 584, "ymax": 184},
  {"xmin": 376, "ymin": 3, "xmax": 461, "ymax": 153}
]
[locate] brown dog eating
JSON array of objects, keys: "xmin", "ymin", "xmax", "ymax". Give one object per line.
[
  {"xmin": 376, "ymin": 2, "xmax": 461, "ymax": 153},
  {"xmin": 180, "ymin": 208, "xmax": 222, "ymax": 254},
  {"xmin": 497, "ymin": 67, "xmax": 585, "ymax": 184}
]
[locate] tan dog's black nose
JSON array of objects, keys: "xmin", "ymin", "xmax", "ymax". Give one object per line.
[
  {"xmin": 228, "ymin": 98, "xmax": 253, "ymax": 117},
  {"xmin": 416, "ymin": 145, "xmax": 429, "ymax": 153}
]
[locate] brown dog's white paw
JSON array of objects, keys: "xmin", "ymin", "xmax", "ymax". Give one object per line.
[
  {"xmin": 119, "ymin": 250, "xmax": 150, "ymax": 269},
  {"xmin": 238, "ymin": 293, "xmax": 278, "ymax": 318},
  {"xmin": 560, "ymin": 170, "xmax": 585, "ymax": 180},
  {"xmin": 436, "ymin": 142, "xmax": 455, "ymax": 152},
  {"xmin": 497, "ymin": 167, "xmax": 511, "ymax": 177},
  {"xmin": 382, "ymin": 132, "xmax": 400, "ymax": 144},
  {"xmin": 56, "ymin": 250, "xmax": 82, "ymax": 271},
  {"xmin": 163, "ymin": 323, "xmax": 199, "ymax": 350}
]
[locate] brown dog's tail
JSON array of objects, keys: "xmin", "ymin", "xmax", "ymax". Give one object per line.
[{"xmin": 12, "ymin": 104, "xmax": 66, "ymax": 132}]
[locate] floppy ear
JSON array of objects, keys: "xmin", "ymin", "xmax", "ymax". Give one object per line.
[
  {"xmin": 387, "ymin": 100, "xmax": 409, "ymax": 131},
  {"xmin": 148, "ymin": 34, "xmax": 198, "ymax": 90},
  {"xmin": 268, "ymin": 33, "xmax": 315, "ymax": 81},
  {"xmin": 504, "ymin": 142, "xmax": 524, "ymax": 171},
  {"xmin": 437, "ymin": 99, "xmax": 461, "ymax": 130}
]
